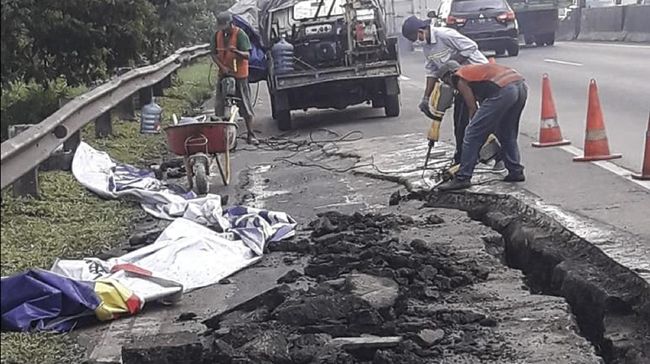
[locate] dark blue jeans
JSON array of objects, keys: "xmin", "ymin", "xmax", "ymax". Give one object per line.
[{"xmin": 457, "ymin": 81, "xmax": 527, "ymax": 180}]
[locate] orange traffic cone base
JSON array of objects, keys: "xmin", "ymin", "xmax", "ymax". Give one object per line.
[
  {"xmin": 532, "ymin": 139, "xmax": 571, "ymax": 148},
  {"xmin": 573, "ymin": 153, "xmax": 622, "ymax": 162}
]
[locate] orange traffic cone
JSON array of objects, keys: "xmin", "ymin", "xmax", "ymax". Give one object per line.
[
  {"xmin": 488, "ymin": 57, "xmax": 496, "ymax": 64},
  {"xmin": 632, "ymin": 115, "xmax": 650, "ymax": 180},
  {"xmin": 532, "ymin": 73, "xmax": 570, "ymax": 147},
  {"xmin": 574, "ymin": 79, "xmax": 621, "ymax": 161}
]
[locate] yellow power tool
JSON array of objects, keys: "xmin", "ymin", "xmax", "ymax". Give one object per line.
[{"xmin": 423, "ymin": 82, "xmax": 455, "ymax": 170}]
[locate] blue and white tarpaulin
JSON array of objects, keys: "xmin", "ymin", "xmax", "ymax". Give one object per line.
[
  {"xmin": 1, "ymin": 144, "xmax": 296, "ymax": 332},
  {"xmin": 71, "ymin": 142, "xmax": 230, "ymax": 228}
]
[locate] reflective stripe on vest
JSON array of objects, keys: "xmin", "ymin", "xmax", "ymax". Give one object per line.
[
  {"xmin": 216, "ymin": 27, "xmax": 249, "ymax": 79},
  {"xmin": 456, "ymin": 64, "xmax": 523, "ymax": 88}
]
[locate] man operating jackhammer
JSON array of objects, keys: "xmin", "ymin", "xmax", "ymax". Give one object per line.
[
  {"xmin": 211, "ymin": 12, "xmax": 259, "ymax": 145},
  {"xmin": 436, "ymin": 61, "xmax": 528, "ymax": 191},
  {"xmin": 401, "ymin": 15, "xmax": 488, "ymax": 165}
]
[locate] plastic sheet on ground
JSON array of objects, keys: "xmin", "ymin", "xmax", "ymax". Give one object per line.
[{"xmin": 71, "ymin": 142, "xmax": 229, "ymax": 228}]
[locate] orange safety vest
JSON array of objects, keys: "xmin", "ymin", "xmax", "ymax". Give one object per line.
[
  {"xmin": 216, "ymin": 27, "xmax": 249, "ymax": 79},
  {"xmin": 456, "ymin": 64, "xmax": 524, "ymax": 88}
]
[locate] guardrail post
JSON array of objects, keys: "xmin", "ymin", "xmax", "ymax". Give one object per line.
[
  {"xmin": 8, "ymin": 125, "xmax": 39, "ymax": 198},
  {"xmin": 95, "ymin": 111, "xmax": 112, "ymax": 138},
  {"xmin": 139, "ymin": 87, "xmax": 153, "ymax": 107},
  {"xmin": 115, "ymin": 95, "xmax": 136, "ymax": 121},
  {"xmin": 153, "ymin": 81, "xmax": 165, "ymax": 97},
  {"xmin": 64, "ymin": 131, "xmax": 81, "ymax": 152}
]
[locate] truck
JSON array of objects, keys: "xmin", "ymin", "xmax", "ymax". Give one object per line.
[
  {"xmin": 508, "ymin": 0, "xmax": 559, "ymax": 46},
  {"xmin": 263, "ymin": 0, "xmax": 402, "ymax": 130}
]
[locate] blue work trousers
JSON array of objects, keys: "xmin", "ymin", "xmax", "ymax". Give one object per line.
[{"xmin": 458, "ymin": 81, "xmax": 527, "ymax": 180}]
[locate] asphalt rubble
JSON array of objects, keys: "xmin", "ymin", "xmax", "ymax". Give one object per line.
[{"xmin": 120, "ymin": 210, "xmax": 599, "ymax": 364}]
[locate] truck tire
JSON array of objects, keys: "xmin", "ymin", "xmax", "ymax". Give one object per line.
[
  {"xmin": 544, "ymin": 33, "xmax": 555, "ymax": 46},
  {"xmin": 277, "ymin": 110, "xmax": 292, "ymax": 131},
  {"xmin": 384, "ymin": 94, "xmax": 400, "ymax": 117},
  {"xmin": 507, "ymin": 43, "xmax": 520, "ymax": 57}
]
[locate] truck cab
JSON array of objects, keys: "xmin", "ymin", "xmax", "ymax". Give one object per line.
[{"xmin": 265, "ymin": 0, "xmax": 402, "ymax": 130}]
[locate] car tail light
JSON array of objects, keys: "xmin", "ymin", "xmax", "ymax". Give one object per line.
[
  {"xmin": 496, "ymin": 11, "xmax": 516, "ymax": 23},
  {"xmin": 447, "ymin": 15, "xmax": 467, "ymax": 26}
]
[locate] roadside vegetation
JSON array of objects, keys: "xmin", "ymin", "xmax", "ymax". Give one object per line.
[{"xmin": 0, "ymin": 58, "xmax": 214, "ymax": 364}]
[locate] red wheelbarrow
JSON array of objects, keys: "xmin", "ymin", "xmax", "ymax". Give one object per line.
[{"xmin": 164, "ymin": 121, "xmax": 237, "ymax": 194}]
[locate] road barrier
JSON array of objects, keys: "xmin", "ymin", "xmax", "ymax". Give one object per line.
[
  {"xmin": 556, "ymin": 9, "xmax": 580, "ymax": 41},
  {"xmin": 0, "ymin": 44, "xmax": 211, "ymax": 197},
  {"xmin": 560, "ymin": 5, "xmax": 650, "ymax": 42},
  {"xmin": 577, "ymin": 6, "xmax": 626, "ymax": 41},
  {"xmin": 622, "ymin": 5, "xmax": 650, "ymax": 42}
]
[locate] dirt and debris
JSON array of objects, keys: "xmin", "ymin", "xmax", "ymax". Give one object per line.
[
  {"xmin": 118, "ymin": 207, "xmax": 601, "ymax": 364},
  {"xmin": 198, "ymin": 212, "xmax": 509, "ymax": 364}
]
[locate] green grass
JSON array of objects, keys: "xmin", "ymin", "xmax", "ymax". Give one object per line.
[{"xmin": 0, "ymin": 57, "xmax": 214, "ymax": 364}]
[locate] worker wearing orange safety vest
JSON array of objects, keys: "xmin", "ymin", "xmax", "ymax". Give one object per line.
[
  {"xmin": 211, "ymin": 12, "xmax": 258, "ymax": 145},
  {"xmin": 437, "ymin": 61, "xmax": 528, "ymax": 191}
]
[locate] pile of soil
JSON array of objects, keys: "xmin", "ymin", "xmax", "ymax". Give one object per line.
[{"xmin": 201, "ymin": 212, "xmax": 512, "ymax": 363}]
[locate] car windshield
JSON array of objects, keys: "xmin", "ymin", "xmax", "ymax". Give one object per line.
[
  {"xmin": 293, "ymin": 0, "xmax": 345, "ymax": 20},
  {"xmin": 451, "ymin": 0, "xmax": 507, "ymax": 12}
]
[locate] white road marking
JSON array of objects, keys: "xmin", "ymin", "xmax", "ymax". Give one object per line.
[
  {"xmin": 544, "ymin": 58, "xmax": 583, "ymax": 67},
  {"xmin": 559, "ymin": 41, "xmax": 650, "ymax": 50},
  {"xmin": 560, "ymin": 145, "xmax": 650, "ymax": 190},
  {"xmin": 399, "ymin": 75, "xmax": 411, "ymax": 81}
]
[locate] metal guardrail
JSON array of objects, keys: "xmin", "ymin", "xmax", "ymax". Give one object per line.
[{"xmin": 0, "ymin": 43, "xmax": 211, "ymax": 191}]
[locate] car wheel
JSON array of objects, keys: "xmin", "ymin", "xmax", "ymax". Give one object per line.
[
  {"xmin": 384, "ymin": 94, "xmax": 400, "ymax": 117},
  {"xmin": 524, "ymin": 36, "xmax": 535, "ymax": 46},
  {"xmin": 507, "ymin": 42, "xmax": 520, "ymax": 57},
  {"xmin": 277, "ymin": 110, "xmax": 292, "ymax": 131},
  {"xmin": 495, "ymin": 48, "xmax": 506, "ymax": 56}
]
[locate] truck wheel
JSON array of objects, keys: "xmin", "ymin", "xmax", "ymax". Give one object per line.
[
  {"xmin": 524, "ymin": 36, "xmax": 535, "ymax": 46},
  {"xmin": 544, "ymin": 33, "xmax": 555, "ymax": 46},
  {"xmin": 507, "ymin": 43, "xmax": 520, "ymax": 57},
  {"xmin": 495, "ymin": 48, "xmax": 506, "ymax": 56},
  {"xmin": 384, "ymin": 94, "xmax": 400, "ymax": 117},
  {"xmin": 277, "ymin": 110, "xmax": 292, "ymax": 131}
]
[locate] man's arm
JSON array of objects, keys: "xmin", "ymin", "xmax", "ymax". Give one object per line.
[
  {"xmin": 231, "ymin": 29, "xmax": 252, "ymax": 60},
  {"xmin": 440, "ymin": 29, "xmax": 480, "ymax": 64},
  {"xmin": 456, "ymin": 79, "xmax": 478, "ymax": 119},
  {"xmin": 424, "ymin": 76, "xmax": 438, "ymax": 98}
]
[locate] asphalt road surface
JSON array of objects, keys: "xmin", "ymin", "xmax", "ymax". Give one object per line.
[{"xmin": 239, "ymin": 39, "xmax": 650, "ymax": 245}]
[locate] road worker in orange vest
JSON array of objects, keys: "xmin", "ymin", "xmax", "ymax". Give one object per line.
[
  {"xmin": 436, "ymin": 60, "xmax": 528, "ymax": 191},
  {"xmin": 211, "ymin": 12, "xmax": 259, "ymax": 145}
]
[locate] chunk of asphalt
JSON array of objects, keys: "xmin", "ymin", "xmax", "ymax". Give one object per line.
[
  {"xmin": 345, "ymin": 273, "xmax": 399, "ymax": 310},
  {"xmin": 277, "ymin": 269, "xmax": 302, "ymax": 284},
  {"xmin": 414, "ymin": 328, "xmax": 445, "ymax": 348}
]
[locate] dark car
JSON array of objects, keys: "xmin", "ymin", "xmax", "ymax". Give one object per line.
[{"xmin": 436, "ymin": 0, "xmax": 519, "ymax": 56}]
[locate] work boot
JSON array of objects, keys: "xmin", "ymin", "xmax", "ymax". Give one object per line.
[
  {"xmin": 503, "ymin": 173, "xmax": 525, "ymax": 182},
  {"xmin": 437, "ymin": 178, "xmax": 471, "ymax": 191}
]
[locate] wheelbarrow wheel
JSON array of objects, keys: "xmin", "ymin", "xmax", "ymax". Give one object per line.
[{"xmin": 193, "ymin": 163, "xmax": 209, "ymax": 195}]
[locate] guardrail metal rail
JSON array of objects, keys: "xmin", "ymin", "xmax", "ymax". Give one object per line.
[{"xmin": 1, "ymin": 44, "xmax": 211, "ymax": 197}]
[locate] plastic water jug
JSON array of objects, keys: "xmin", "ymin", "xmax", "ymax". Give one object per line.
[
  {"xmin": 141, "ymin": 97, "xmax": 162, "ymax": 134},
  {"xmin": 271, "ymin": 37, "xmax": 294, "ymax": 75}
]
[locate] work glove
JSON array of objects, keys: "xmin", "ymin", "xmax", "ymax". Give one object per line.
[{"xmin": 419, "ymin": 97, "xmax": 435, "ymax": 119}]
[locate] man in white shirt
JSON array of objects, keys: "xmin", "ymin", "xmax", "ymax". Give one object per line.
[{"xmin": 402, "ymin": 15, "xmax": 488, "ymax": 164}]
